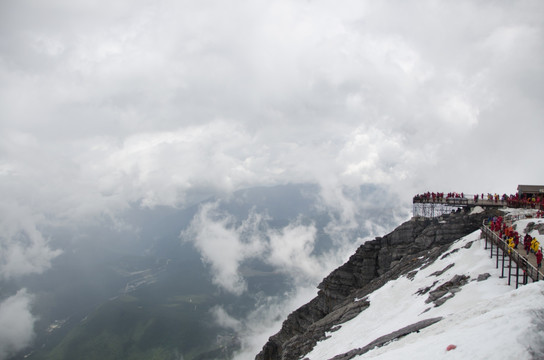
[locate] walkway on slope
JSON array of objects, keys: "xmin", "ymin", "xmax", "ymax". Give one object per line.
[{"xmin": 481, "ymin": 222, "xmax": 543, "ymax": 287}]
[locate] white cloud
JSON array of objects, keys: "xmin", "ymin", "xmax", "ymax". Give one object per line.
[
  {"xmin": 267, "ymin": 221, "xmax": 322, "ymax": 282},
  {"xmin": 210, "ymin": 305, "xmax": 242, "ymax": 332},
  {"xmin": 0, "ymin": 289, "xmax": 35, "ymax": 360},
  {"xmin": 232, "ymin": 285, "xmax": 320, "ymax": 360},
  {"xmin": 0, "ymin": 203, "xmax": 61, "ymax": 280},
  {"xmin": 181, "ymin": 202, "xmax": 267, "ymax": 295}
]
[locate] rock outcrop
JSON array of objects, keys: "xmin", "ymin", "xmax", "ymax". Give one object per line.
[
  {"xmin": 328, "ymin": 317, "xmax": 443, "ymax": 360},
  {"xmin": 256, "ymin": 208, "xmax": 501, "ymax": 360}
]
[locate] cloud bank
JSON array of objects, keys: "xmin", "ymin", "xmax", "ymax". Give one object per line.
[
  {"xmin": 182, "ymin": 195, "xmax": 383, "ymax": 295},
  {"xmin": 0, "ymin": 290, "xmax": 35, "ymax": 360},
  {"xmin": 182, "ymin": 191, "xmax": 404, "ymax": 357},
  {"xmin": 0, "ymin": 0, "xmax": 543, "ymax": 356},
  {"xmin": 2, "ymin": 0, "xmax": 543, "ymax": 223}
]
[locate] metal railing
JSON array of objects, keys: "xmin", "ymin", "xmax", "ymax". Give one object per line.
[
  {"xmin": 480, "ymin": 222, "xmax": 542, "ymax": 287},
  {"xmin": 413, "ymin": 193, "xmax": 544, "ymax": 211},
  {"xmin": 413, "ymin": 196, "xmax": 507, "ymax": 206}
]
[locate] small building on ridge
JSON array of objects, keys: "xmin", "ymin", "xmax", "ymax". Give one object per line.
[{"xmin": 517, "ymin": 185, "xmax": 544, "ymax": 199}]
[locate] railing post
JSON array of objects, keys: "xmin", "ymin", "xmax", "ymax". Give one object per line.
[
  {"xmin": 501, "ymin": 250, "xmax": 506, "ymax": 278},
  {"xmin": 516, "ymin": 261, "xmax": 520, "ymax": 289},
  {"xmin": 508, "ymin": 256, "xmax": 512, "ymax": 286},
  {"xmin": 496, "ymin": 241, "xmax": 499, "ymax": 269}
]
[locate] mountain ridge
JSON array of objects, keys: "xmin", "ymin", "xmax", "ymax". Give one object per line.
[{"xmin": 255, "ymin": 207, "xmax": 501, "ymax": 360}]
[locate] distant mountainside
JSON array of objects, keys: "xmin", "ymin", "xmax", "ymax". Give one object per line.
[{"xmin": 256, "ymin": 207, "xmax": 508, "ymax": 359}]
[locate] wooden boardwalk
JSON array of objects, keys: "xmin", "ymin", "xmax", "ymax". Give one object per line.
[{"xmin": 481, "ymin": 224, "xmax": 543, "ymax": 288}]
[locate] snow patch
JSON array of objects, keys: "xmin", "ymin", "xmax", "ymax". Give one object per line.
[
  {"xmin": 469, "ymin": 206, "xmax": 484, "ymax": 215},
  {"xmin": 304, "ymin": 228, "xmax": 544, "ymax": 360}
]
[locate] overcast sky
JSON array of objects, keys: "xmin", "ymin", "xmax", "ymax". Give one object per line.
[
  {"xmin": 1, "ymin": 0, "xmax": 543, "ymax": 357},
  {"xmin": 1, "ymin": 0, "xmax": 543, "ymax": 216}
]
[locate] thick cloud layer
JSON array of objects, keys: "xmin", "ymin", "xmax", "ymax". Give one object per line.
[
  {"xmin": 2, "ymin": 1, "xmax": 542, "ymax": 217},
  {"xmin": 0, "ymin": 0, "xmax": 543, "ymax": 356}
]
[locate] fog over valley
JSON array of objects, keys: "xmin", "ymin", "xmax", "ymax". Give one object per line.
[{"xmin": 0, "ymin": 1, "xmax": 543, "ymax": 359}]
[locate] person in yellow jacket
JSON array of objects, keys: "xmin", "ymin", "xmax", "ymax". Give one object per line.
[
  {"xmin": 531, "ymin": 238, "xmax": 540, "ymax": 254},
  {"xmin": 508, "ymin": 237, "xmax": 515, "ymax": 254}
]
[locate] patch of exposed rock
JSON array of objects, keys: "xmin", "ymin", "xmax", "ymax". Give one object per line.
[
  {"xmin": 476, "ymin": 273, "xmax": 491, "ymax": 282},
  {"xmin": 430, "ymin": 263, "xmax": 455, "ymax": 276},
  {"xmin": 524, "ymin": 222, "xmax": 544, "ymax": 235},
  {"xmin": 327, "ymin": 317, "xmax": 443, "ymax": 360},
  {"xmin": 424, "ymin": 274, "xmax": 470, "ymax": 307},
  {"xmin": 256, "ymin": 208, "xmax": 501, "ymax": 360}
]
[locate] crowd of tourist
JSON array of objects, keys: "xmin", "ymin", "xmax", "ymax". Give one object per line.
[
  {"xmin": 488, "ymin": 215, "xmax": 542, "ymax": 269},
  {"xmin": 413, "ymin": 191, "xmax": 544, "ymax": 210},
  {"xmin": 474, "ymin": 193, "xmax": 505, "ymax": 203},
  {"xmin": 413, "ymin": 192, "xmax": 465, "ymax": 202},
  {"xmin": 505, "ymin": 193, "xmax": 544, "ymax": 210}
]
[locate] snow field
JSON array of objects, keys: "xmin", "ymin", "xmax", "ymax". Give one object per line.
[{"xmin": 305, "ymin": 225, "xmax": 544, "ymax": 360}]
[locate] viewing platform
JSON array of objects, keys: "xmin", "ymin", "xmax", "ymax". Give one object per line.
[
  {"xmin": 413, "ymin": 195, "xmax": 506, "ymax": 218},
  {"xmin": 413, "ymin": 186, "xmax": 544, "ymax": 218}
]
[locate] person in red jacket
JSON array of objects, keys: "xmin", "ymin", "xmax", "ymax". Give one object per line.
[
  {"xmin": 524, "ymin": 234, "xmax": 532, "ymax": 255},
  {"xmin": 536, "ymin": 249, "xmax": 543, "ymax": 269}
]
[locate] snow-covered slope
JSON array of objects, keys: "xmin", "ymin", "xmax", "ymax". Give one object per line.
[{"xmin": 304, "ymin": 216, "xmax": 544, "ymax": 359}]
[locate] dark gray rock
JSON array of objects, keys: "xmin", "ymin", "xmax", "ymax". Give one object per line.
[
  {"xmin": 430, "ymin": 263, "xmax": 455, "ymax": 276},
  {"xmin": 329, "ymin": 317, "xmax": 443, "ymax": 360},
  {"xmin": 525, "ymin": 222, "xmax": 544, "ymax": 235},
  {"xmin": 464, "ymin": 240, "xmax": 475, "ymax": 249},
  {"xmin": 425, "ymin": 274, "xmax": 470, "ymax": 307},
  {"xmin": 406, "ymin": 270, "xmax": 418, "ymax": 280},
  {"xmin": 440, "ymin": 248, "xmax": 459, "ymax": 260},
  {"xmin": 525, "ymin": 222, "xmax": 535, "ymax": 233},
  {"xmin": 415, "ymin": 280, "xmax": 439, "ymax": 296},
  {"xmin": 434, "ymin": 294, "xmax": 455, "ymax": 307}
]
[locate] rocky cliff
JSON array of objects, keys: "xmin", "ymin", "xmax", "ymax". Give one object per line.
[{"xmin": 255, "ymin": 207, "xmax": 501, "ymax": 360}]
